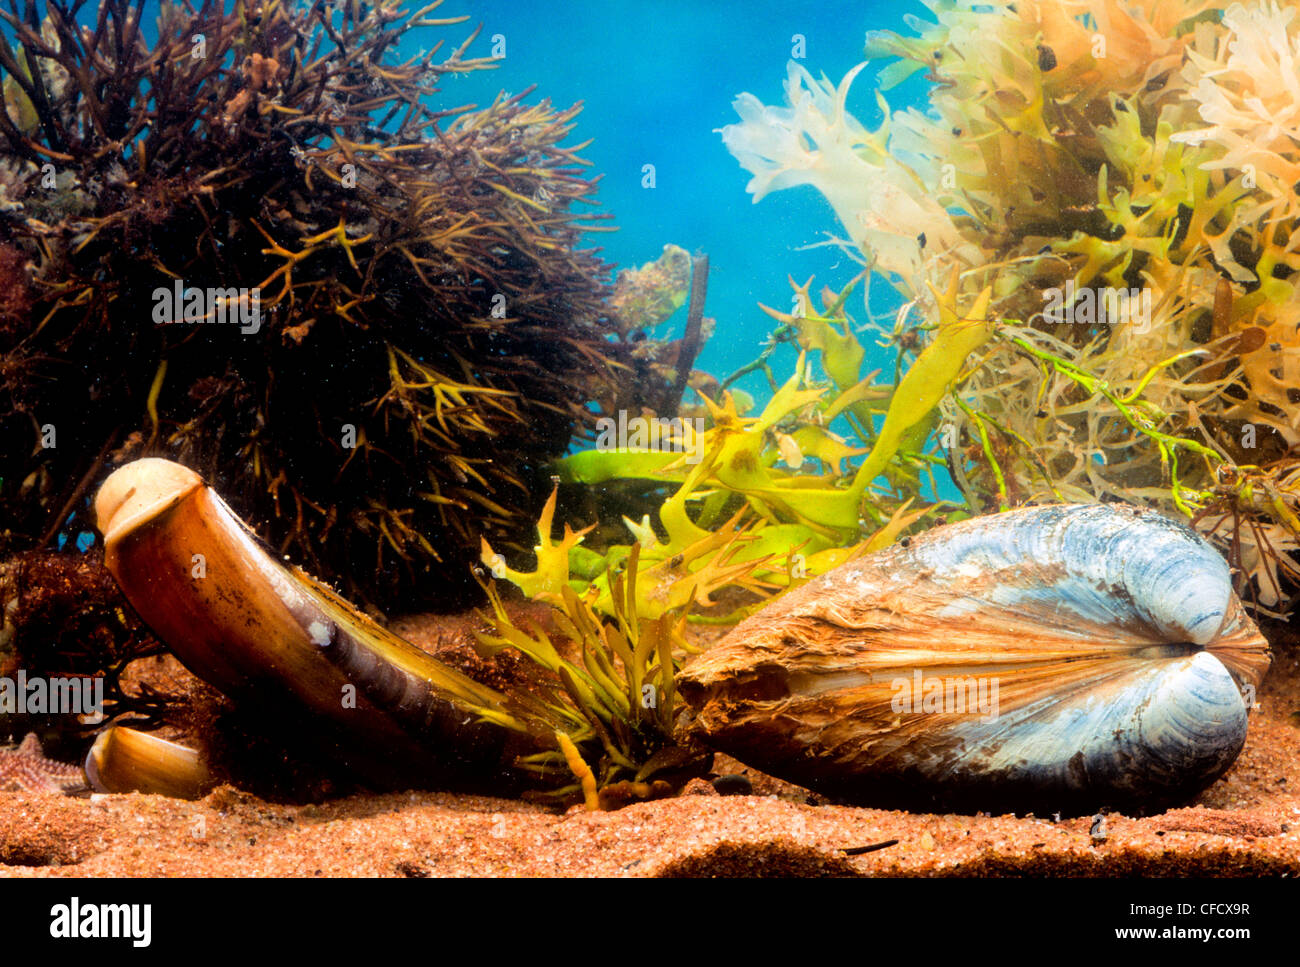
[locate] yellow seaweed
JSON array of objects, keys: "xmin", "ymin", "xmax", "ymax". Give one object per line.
[{"xmin": 849, "ymin": 282, "xmax": 994, "ymax": 495}]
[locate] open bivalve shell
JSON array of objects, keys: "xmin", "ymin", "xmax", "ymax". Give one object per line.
[{"xmin": 677, "ymin": 503, "xmax": 1271, "ymax": 814}]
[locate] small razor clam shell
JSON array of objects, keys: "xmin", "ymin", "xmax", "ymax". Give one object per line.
[
  {"xmin": 85, "ymin": 727, "xmax": 214, "ymax": 800},
  {"xmin": 678, "ymin": 503, "xmax": 1271, "ymax": 813}
]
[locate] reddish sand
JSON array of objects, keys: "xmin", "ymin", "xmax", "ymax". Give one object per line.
[{"xmin": 1, "ymin": 615, "xmax": 1297, "ymax": 877}]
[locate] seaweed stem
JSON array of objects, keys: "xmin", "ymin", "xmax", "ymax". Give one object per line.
[{"xmin": 666, "ymin": 251, "xmax": 708, "ymax": 413}]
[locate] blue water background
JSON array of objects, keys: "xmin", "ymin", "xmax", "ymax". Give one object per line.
[{"xmin": 415, "ymin": 0, "xmax": 936, "ymax": 402}]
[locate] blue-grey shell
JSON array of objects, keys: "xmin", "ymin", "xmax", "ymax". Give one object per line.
[{"xmin": 678, "ymin": 503, "xmax": 1271, "ymax": 814}]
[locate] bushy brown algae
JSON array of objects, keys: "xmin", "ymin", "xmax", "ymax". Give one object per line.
[{"xmin": 0, "ymin": 0, "xmax": 636, "ymax": 611}]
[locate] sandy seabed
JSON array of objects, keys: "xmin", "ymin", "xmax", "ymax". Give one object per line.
[{"xmin": 1, "ymin": 617, "xmax": 1298, "ymax": 878}]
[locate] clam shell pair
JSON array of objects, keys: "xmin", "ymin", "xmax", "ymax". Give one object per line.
[{"xmin": 678, "ymin": 504, "xmax": 1271, "ymax": 813}]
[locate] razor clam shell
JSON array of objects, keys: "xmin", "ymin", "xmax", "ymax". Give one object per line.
[
  {"xmin": 95, "ymin": 458, "xmax": 533, "ymax": 792},
  {"xmin": 294, "ymin": 568, "xmax": 516, "ymax": 762},
  {"xmin": 678, "ymin": 503, "xmax": 1271, "ymax": 813}
]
